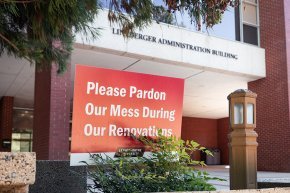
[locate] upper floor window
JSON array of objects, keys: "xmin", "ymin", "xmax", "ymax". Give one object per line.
[
  {"xmin": 202, "ymin": 7, "xmax": 236, "ymax": 41},
  {"xmin": 153, "ymin": 0, "xmax": 236, "ymax": 41},
  {"xmin": 100, "ymin": 0, "xmax": 257, "ymax": 44},
  {"xmin": 236, "ymin": 0, "xmax": 260, "ymax": 46}
]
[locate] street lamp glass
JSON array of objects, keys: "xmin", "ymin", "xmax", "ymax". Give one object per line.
[
  {"xmin": 247, "ymin": 103, "xmax": 254, "ymax": 124},
  {"xmin": 234, "ymin": 103, "xmax": 244, "ymax": 124}
]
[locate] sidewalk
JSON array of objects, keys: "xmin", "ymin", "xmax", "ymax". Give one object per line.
[{"xmin": 195, "ymin": 165, "xmax": 290, "ymax": 190}]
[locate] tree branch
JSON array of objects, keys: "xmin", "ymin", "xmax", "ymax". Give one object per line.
[
  {"xmin": 0, "ymin": 0, "xmax": 38, "ymax": 3},
  {"xmin": 0, "ymin": 32, "xmax": 19, "ymax": 51},
  {"xmin": 0, "ymin": 32, "xmax": 33, "ymax": 63}
]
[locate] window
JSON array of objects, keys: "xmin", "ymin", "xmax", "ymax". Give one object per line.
[
  {"xmin": 12, "ymin": 108, "xmax": 34, "ymax": 152},
  {"xmin": 203, "ymin": 7, "xmax": 236, "ymax": 41},
  {"xmin": 11, "ymin": 132, "xmax": 33, "ymax": 152},
  {"xmin": 153, "ymin": 0, "xmax": 236, "ymax": 40},
  {"xmin": 236, "ymin": 0, "xmax": 260, "ymax": 46},
  {"xmin": 101, "ymin": 0, "xmax": 238, "ymax": 41}
]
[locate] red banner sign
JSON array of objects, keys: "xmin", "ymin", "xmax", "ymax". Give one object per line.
[{"xmin": 71, "ymin": 65, "xmax": 184, "ymax": 162}]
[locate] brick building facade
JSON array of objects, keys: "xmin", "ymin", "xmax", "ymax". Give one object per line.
[
  {"xmin": 33, "ymin": 64, "xmax": 71, "ymax": 160},
  {"xmin": 0, "ymin": 0, "xmax": 290, "ymax": 172},
  {"xmin": 175, "ymin": 0, "xmax": 290, "ymax": 172},
  {"xmin": 0, "ymin": 97, "xmax": 14, "ymax": 152},
  {"xmin": 248, "ymin": 0, "xmax": 290, "ymax": 172}
]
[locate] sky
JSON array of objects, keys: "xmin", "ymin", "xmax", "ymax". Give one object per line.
[{"xmin": 99, "ymin": 0, "xmax": 236, "ymax": 41}]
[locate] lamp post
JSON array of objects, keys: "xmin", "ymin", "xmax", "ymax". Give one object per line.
[{"xmin": 228, "ymin": 89, "xmax": 258, "ymax": 190}]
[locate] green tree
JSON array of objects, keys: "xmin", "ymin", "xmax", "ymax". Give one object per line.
[{"xmin": 0, "ymin": 0, "xmax": 239, "ymax": 73}]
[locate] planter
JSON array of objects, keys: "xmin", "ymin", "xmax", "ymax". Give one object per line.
[{"xmin": 0, "ymin": 152, "xmax": 36, "ymax": 193}]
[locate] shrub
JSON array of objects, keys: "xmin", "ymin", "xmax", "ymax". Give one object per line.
[{"xmin": 85, "ymin": 133, "xmax": 223, "ymax": 193}]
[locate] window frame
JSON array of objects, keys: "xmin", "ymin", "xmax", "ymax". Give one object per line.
[{"xmin": 239, "ymin": 0, "xmax": 260, "ymax": 46}]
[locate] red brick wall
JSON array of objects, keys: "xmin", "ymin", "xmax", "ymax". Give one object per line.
[
  {"xmin": 33, "ymin": 63, "xmax": 71, "ymax": 160},
  {"xmin": 248, "ymin": 1, "xmax": 290, "ymax": 171},
  {"xmin": 217, "ymin": 118, "xmax": 229, "ymax": 165},
  {"xmin": 33, "ymin": 67, "xmax": 51, "ymax": 159},
  {"xmin": 181, "ymin": 117, "xmax": 218, "ymax": 161},
  {"xmin": 0, "ymin": 96, "xmax": 14, "ymax": 152},
  {"xmin": 285, "ymin": 1, "xmax": 290, "ymax": 112}
]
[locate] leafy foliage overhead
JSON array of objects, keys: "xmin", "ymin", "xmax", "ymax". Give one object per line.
[{"xmin": 0, "ymin": 0, "xmax": 239, "ymax": 73}]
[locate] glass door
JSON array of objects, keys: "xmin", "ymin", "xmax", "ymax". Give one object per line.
[{"xmin": 11, "ymin": 132, "xmax": 33, "ymax": 152}]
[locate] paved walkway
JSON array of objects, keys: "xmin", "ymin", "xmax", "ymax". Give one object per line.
[{"xmin": 195, "ymin": 165, "xmax": 290, "ymax": 191}]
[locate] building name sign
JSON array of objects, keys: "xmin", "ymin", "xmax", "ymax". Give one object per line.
[{"xmin": 112, "ymin": 28, "xmax": 238, "ymax": 60}]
